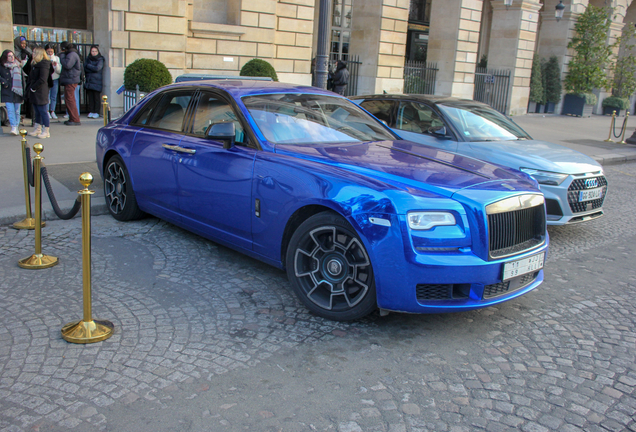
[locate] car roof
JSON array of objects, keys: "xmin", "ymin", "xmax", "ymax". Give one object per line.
[
  {"xmin": 161, "ymin": 79, "xmax": 338, "ymax": 99},
  {"xmin": 351, "ymin": 93, "xmax": 492, "ymax": 109}
]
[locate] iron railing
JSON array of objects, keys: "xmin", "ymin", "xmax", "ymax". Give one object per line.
[
  {"xmin": 123, "ymin": 85, "xmax": 147, "ymax": 112},
  {"xmin": 403, "ymin": 61, "xmax": 438, "ymax": 95},
  {"xmin": 474, "ymin": 67, "xmax": 511, "ymax": 114}
]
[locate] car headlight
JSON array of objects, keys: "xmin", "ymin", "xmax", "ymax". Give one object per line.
[
  {"xmin": 407, "ymin": 212, "xmax": 456, "ymax": 230},
  {"xmin": 520, "ymin": 168, "xmax": 568, "ymax": 186}
]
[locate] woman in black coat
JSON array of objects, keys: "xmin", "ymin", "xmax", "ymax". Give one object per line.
[
  {"xmin": 84, "ymin": 45, "xmax": 104, "ymax": 118},
  {"xmin": 26, "ymin": 47, "xmax": 51, "ymax": 138}
]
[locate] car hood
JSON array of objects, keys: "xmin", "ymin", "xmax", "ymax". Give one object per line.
[
  {"xmin": 465, "ymin": 139, "xmax": 602, "ymax": 174},
  {"xmin": 275, "ymin": 140, "xmax": 537, "ymax": 198}
]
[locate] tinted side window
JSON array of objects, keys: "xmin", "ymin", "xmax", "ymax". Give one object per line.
[
  {"xmin": 146, "ymin": 91, "xmax": 194, "ymax": 132},
  {"xmin": 131, "ymin": 97, "xmax": 158, "ymax": 126},
  {"xmin": 359, "ymin": 99, "xmax": 396, "ymax": 126},
  {"xmin": 191, "ymin": 92, "xmax": 244, "ymax": 144},
  {"xmin": 397, "ymin": 101, "xmax": 443, "ymax": 133}
]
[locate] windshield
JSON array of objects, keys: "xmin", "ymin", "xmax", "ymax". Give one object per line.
[
  {"xmin": 437, "ymin": 103, "xmax": 531, "ymax": 142},
  {"xmin": 242, "ymin": 93, "xmax": 396, "ymax": 145}
]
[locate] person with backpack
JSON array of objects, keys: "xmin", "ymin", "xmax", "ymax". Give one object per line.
[
  {"xmin": 84, "ymin": 45, "xmax": 104, "ymax": 118},
  {"xmin": 332, "ymin": 60, "xmax": 349, "ymax": 96},
  {"xmin": 59, "ymin": 41, "xmax": 81, "ymax": 125}
]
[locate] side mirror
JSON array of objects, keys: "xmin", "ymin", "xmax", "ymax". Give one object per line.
[
  {"xmin": 428, "ymin": 125, "xmax": 447, "ymax": 138},
  {"xmin": 207, "ymin": 122, "xmax": 236, "ymax": 149}
]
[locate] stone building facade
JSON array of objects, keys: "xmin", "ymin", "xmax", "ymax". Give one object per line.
[{"xmin": 1, "ymin": 0, "xmax": 635, "ymax": 116}]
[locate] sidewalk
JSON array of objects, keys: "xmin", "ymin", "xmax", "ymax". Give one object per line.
[
  {"xmin": 0, "ymin": 115, "xmax": 106, "ymax": 227},
  {"xmin": 1, "ymin": 112, "xmax": 635, "ymax": 227}
]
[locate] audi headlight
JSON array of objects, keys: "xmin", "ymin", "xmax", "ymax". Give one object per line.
[
  {"xmin": 520, "ymin": 168, "xmax": 568, "ymax": 186},
  {"xmin": 407, "ymin": 212, "xmax": 456, "ymax": 230}
]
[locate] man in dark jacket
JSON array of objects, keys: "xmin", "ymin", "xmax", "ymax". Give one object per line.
[
  {"xmin": 59, "ymin": 41, "xmax": 82, "ymax": 125},
  {"xmin": 332, "ymin": 61, "xmax": 349, "ymax": 96}
]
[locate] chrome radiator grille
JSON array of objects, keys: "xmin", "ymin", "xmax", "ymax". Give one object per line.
[{"xmin": 486, "ymin": 195, "xmax": 546, "ymax": 259}]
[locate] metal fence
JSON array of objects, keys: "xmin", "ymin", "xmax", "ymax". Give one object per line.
[
  {"xmin": 473, "ymin": 67, "xmax": 511, "ymax": 114},
  {"xmin": 123, "ymin": 85, "xmax": 147, "ymax": 112},
  {"xmin": 403, "ymin": 61, "xmax": 438, "ymax": 95}
]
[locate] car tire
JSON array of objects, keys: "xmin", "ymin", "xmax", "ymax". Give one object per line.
[
  {"xmin": 286, "ymin": 211, "xmax": 377, "ymax": 321},
  {"xmin": 103, "ymin": 155, "xmax": 144, "ymax": 221}
]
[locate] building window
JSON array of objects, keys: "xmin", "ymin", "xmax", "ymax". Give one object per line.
[
  {"xmin": 409, "ymin": 0, "xmax": 431, "ymax": 24},
  {"xmin": 406, "ymin": 0, "xmax": 431, "ymax": 62},
  {"xmin": 331, "ymin": 0, "xmax": 352, "ymax": 62},
  {"xmin": 11, "ymin": 0, "xmax": 87, "ymax": 29}
]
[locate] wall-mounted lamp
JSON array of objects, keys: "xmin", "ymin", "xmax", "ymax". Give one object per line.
[
  {"xmin": 504, "ymin": 0, "xmax": 513, "ymax": 10},
  {"xmin": 555, "ymin": 0, "xmax": 566, "ymax": 22}
]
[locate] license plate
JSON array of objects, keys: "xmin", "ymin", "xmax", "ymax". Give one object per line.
[
  {"xmin": 579, "ymin": 187, "xmax": 603, "ymax": 202},
  {"xmin": 503, "ymin": 253, "xmax": 545, "ymax": 281}
]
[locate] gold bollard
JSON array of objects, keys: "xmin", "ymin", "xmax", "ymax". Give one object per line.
[
  {"xmin": 102, "ymin": 95, "xmax": 109, "ymax": 127},
  {"xmin": 18, "ymin": 143, "xmax": 58, "ymax": 269},
  {"xmin": 61, "ymin": 173, "xmax": 114, "ymax": 343},
  {"xmin": 618, "ymin": 111, "xmax": 630, "ymax": 144},
  {"xmin": 13, "ymin": 130, "xmax": 45, "ymax": 230},
  {"xmin": 604, "ymin": 110, "xmax": 616, "ymax": 142}
]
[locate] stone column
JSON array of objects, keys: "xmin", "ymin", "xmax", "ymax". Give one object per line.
[
  {"xmin": 487, "ymin": 0, "xmax": 542, "ymax": 116},
  {"xmin": 0, "ymin": 0, "xmax": 14, "ymax": 53},
  {"xmin": 349, "ymin": 0, "xmax": 409, "ymax": 95},
  {"xmin": 427, "ymin": 0, "xmax": 483, "ymax": 99}
]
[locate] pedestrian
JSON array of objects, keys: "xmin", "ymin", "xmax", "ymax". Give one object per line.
[
  {"xmin": 332, "ymin": 60, "xmax": 349, "ymax": 96},
  {"xmin": 84, "ymin": 45, "xmax": 104, "ymax": 118},
  {"xmin": 59, "ymin": 41, "xmax": 81, "ymax": 125},
  {"xmin": 0, "ymin": 50, "xmax": 25, "ymax": 135},
  {"xmin": 26, "ymin": 47, "xmax": 52, "ymax": 139},
  {"xmin": 14, "ymin": 36, "xmax": 32, "ymax": 124},
  {"xmin": 45, "ymin": 43, "xmax": 61, "ymax": 119},
  {"xmin": 13, "ymin": 36, "xmax": 32, "ymax": 75}
]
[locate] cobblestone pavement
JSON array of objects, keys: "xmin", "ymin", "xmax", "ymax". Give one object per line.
[{"xmin": 0, "ymin": 163, "xmax": 635, "ymax": 432}]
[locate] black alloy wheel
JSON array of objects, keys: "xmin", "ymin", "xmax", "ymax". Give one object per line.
[
  {"xmin": 103, "ymin": 155, "xmax": 144, "ymax": 221},
  {"xmin": 286, "ymin": 211, "xmax": 377, "ymax": 321}
]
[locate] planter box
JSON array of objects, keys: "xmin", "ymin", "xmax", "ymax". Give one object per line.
[
  {"xmin": 544, "ymin": 102, "xmax": 556, "ymax": 114},
  {"xmin": 561, "ymin": 94, "xmax": 593, "ymax": 117},
  {"xmin": 535, "ymin": 104, "xmax": 545, "ymax": 114},
  {"xmin": 602, "ymin": 106, "xmax": 622, "ymax": 116},
  {"xmin": 527, "ymin": 101, "xmax": 537, "ymax": 113}
]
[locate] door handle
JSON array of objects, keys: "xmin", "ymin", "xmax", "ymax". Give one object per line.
[{"xmin": 162, "ymin": 144, "xmax": 196, "ymax": 154}]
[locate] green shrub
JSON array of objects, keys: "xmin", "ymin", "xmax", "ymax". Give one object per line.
[
  {"xmin": 529, "ymin": 54, "xmax": 545, "ymax": 104},
  {"xmin": 240, "ymin": 59, "xmax": 278, "ymax": 81},
  {"xmin": 543, "ymin": 56, "xmax": 562, "ymax": 104},
  {"xmin": 124, "ymin": 59, "xmax": 172, "ymax": 92},
  {"xmin": 564, "ymin": 5, "xmax": 614, "ymax": 94},
  {"xmin": 602, "ymin": 96, "xmax": 630, "ymax": 110}
]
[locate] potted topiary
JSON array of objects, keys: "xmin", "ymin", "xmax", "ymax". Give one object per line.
[
  {"xmin": 124, "ymin": 58, "xmax": 172, "ymax": 92},
  {"xmin": 528, "ymin": 54, "xmax": 544, "ymax": 113},
  {"xmin": 601, "ymin": 96, "xmax": 630, "ymax": 116},
  {"xmin": 240, "ymin": 59, "xmax": 278, "ymax": 81},
  {"xmin": 543, "ymin": 56, "xmax": 562, "ymax": 114},
  {"xmin": 123, "ymin": 58, "xmax": 172, "ymax": 110},
  {"xmin": 562, "ymin": 6, "xmax": 615, "ymax": 117}
]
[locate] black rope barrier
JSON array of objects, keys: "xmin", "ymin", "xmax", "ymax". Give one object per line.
[
  {"xmin": 41, "ymin": 166, "xmax": 82, "ymax": 220},
  {"xmin": 25, "ymin": 146, "xmax": 34, "ymax": 187},
  {"xmin": 613, "ymin": 115, "xmax": 627, "ymax": 139}
]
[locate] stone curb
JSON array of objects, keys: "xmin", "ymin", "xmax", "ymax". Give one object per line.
[{"xmin": 0, "ymin": 197, "xmax": 108, "ymax": 228}]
